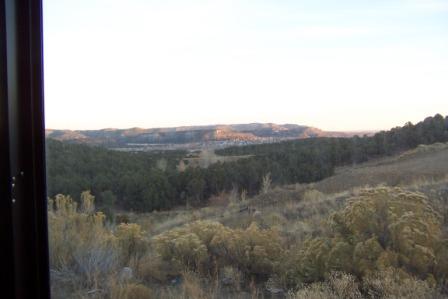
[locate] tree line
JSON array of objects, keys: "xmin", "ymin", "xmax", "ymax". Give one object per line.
[{"xmin": 46, "ymin": 114, "xmax": 448, "ymax": 212}]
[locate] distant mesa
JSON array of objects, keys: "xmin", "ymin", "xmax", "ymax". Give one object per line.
[{"xmin": 45, "ymin": 123, "xmax": 373, "ymax": 149}]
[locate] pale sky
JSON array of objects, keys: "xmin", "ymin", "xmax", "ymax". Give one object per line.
[{"xmin": 43, "ymin": 0, "xmax": 448, "ymax": 131}]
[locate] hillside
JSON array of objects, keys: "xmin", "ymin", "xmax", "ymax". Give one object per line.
[
  {"xmin": 134, "ymin": 142, "xmax": 448, "ymax": 235},
  {"xmin": 49, "ymin": 140, "xmax": 448, "ymax": 299},
  {"xmin": 314, "ymin": 142, "xmax": 448, "ymax": 193},
  {"xmin": 46, "ymin": 114, "xmax": 448, "ymax": 213},
  {"xmin": 45, "ymin": 123, "xmax": 363, "ymax": 149},
  {"xmin": 47, "ymin": 117, "xmax": 448, "ymax": 299}
]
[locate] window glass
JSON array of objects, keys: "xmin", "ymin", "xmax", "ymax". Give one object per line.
[{"xmin": 44, "ymin": 1, "xmax": 448, "ymax": 298}]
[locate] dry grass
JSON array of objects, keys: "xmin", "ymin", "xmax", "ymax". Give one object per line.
[
  {"xmin": 110, "ymin": 281, "xmax": 154, "ymax": 299},
  {"xmin": 315, "ymin": 144, "xmax": 448, "ymax": 194}
]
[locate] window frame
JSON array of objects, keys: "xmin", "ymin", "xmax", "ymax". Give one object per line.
[{"xmin": 0, "ymin": 0, "xmax": 50, "ymax": 298}]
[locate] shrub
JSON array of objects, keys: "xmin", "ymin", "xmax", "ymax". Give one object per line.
[
  {"xmin": 221, "ymin": 222, "xmax": 283, "ymax": 277},
  {"xmin": 48, "ymin": 193, "xmax": 118, "ymax": 291},
  {"xmin": 290, "ymin": 270, "xmax": 441, "ymax": 299},
  {"xmin": 290, "ymin": 282, "xmax": 337, "ymax": 299},
  {"xmin": 261, "ymin": 172, "xmax": 272, "ymax": 194},
  {"xmin": 180, "ymin": 271, "xmax": 210, "ymax": 299},
  {"xmin": 290, "ymin": 272, "xmax": 361, "ymax": 299},
  {"xmin": 153, "ymin": 220, "xmax": 284, "ymax": 279},
  {"xmin": 362, "ymin": 268, "xmax": 439, "ymax": 299},
  {"xmin": 115, "ymin": 223, "xmax": 148, "ymax": 266},
  {"xmin": 287, "ymin": 238, "xmax": 331, "ymax": 284},
  {"xmin": 287, "ymin": 187, "xmax": 448, "ymax": 286},
  {"xmin": 153, "ymin": 226, "xmax": 209, "ymax": 271},
  {"xmin": 330, "ymin": 187, "xmax": 443, "ymax": 278}
]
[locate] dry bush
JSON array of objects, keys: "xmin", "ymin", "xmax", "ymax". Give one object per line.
[
  {"xmin": 290, "ymin": 272, "xmax": 361, "ymax": 299},
  {"xmin": 153, "ymin": 220, "xmax": 284, "ymax": 279},
  {"xmin": 330, "ymin": 187, "xmax": 443, "ymax": 277},
  {"xmin": 115, "ymin": 223, "xmax": 148, "ymax": 266},
  {"xmin": 362, "ymin": 268, "xmax": 440, "ymax": 299},
  {"xmin": 261, "ymin": 172, "xmax": 272, "ymax": 194},
  {"xmin": 153, "ymin": 227, "xmax": 209, "ymax": 271},
  {"xmin": 48, "ymin": 193, "xmax": 118, "ymax": 292},
  {"xmin": 291, "ymin": 270, "xmax": 445, "ymax": 299},
  {"xmin": 180, "ymin": 271, "xmax": 211, "ymax": 299},
  {"xmin": 284, "ymin": 187, "xmax": 448, "ymax": 288},
  {"xmin": 49, "ymin": 192, "xmax": 155, "ymax": 298},
  {"xmin": 206, "ymin": 221, "xmax": 284, "ymax": 277},
  {"xmin": 284, "ymin": 237, "xmax": 331, "ymax": 285},
  {"xmin": 290, "ymin": 282, "xmax": 337, "ymax": 299},
  {"xmin": 327, "ymin": 272, "xmax": 362, "ymax": 299}
]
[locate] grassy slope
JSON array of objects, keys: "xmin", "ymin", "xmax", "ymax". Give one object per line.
[
  {"xmin": 51, "ymin": 143, "xmax": 448, "ymax": 298},
  {"xmin": 315, "ymin": 142, "xmax": 448, "ymax": 193},
  {"xmin": 135, "ymin": 142, "xmax": 448, "ymax": 298},
  {"xmin": 131, "ymin": 143, "xmax": 448, "ymax": 238}
]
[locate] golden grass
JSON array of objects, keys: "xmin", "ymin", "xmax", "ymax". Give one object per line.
[{"xmin": 314, "ymin": 145, "xmax": 448, "ymax": 194}]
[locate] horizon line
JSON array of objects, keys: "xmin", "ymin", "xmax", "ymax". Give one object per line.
[{"xmin": 45, "ymin": 122, "xmax": 380, "ymax": 133}]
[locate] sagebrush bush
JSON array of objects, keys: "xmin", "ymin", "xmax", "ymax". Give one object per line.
[
  {"xmin": 48, "ymin": 193, "xmax": 118, "ymax": 291},
  {"xmin": 290, "ymin": 272, "xmax": 361, "ymax": 299},
  {"xmin": 48, "ymin": 192, "xmax": 150, "ymax": 297},
  {"xmin": 153, "ymin": 220, "xmax": 283, "ymax": 278},
  {"xmin": 290, "ymin": 270, "xmax": 441, "ymax": 299},
  {"xmin": 180, "ymin": 271, "xmax": 211, "ymax": 299},
  {"xmin": 362, "ymin": 268, "xmax": 439, "ymax": 299},
  {"xmin": 153, "ymin": 227, "xmax": 209, "ymax": 271},
  {"xmin": 286, "ymin": 187, "xmax": 448, "ymax": 287},
  {"xmin": 48, "ymin": 186, "xmax": 448, "ymax": 298},
  {"xmin": 115, "ymin": 223, "xmax": 148, "ymax": 266}
]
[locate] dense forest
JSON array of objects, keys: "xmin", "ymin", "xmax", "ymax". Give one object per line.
[
  {"xmin": 217, "ymin": 114, "xmax": 448, "ymax": 159},
  {"xmin": 46, "ymin": 114, "xmax": 448, "ymax": 212}
]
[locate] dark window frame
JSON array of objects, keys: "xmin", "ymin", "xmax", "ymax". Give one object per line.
[{"xmin": 1, "ymin": 0, "xmax": 50, "ymax": 298}]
